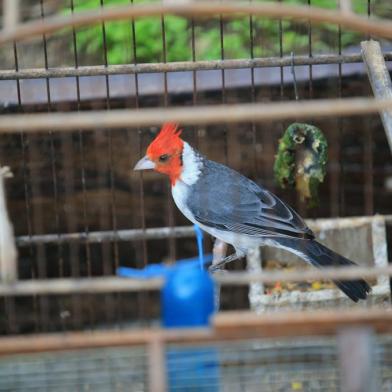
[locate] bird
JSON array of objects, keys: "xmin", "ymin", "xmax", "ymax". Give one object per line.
[{"xmin": 134, "ymin": 123, "xmax": 371, "ymax": 302}]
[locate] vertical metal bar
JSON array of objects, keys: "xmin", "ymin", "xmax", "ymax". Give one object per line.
[
  {"xmin": 364, "ymin": 1, "xmax": 375, "ymax": 215},
  {"xmin": 130, "ymin": 0, "xmax": 147, "ymax": 268},
  {"xmin": 295, "ymin": 0, "xmax": 314, "ymax": 218},
  {"xmin": 28, "ymin": 0, "xmax": 57, "ymax": 332},
  {"xmin": 161, "ymin": 8, "xmax": 176, "ymax": 265},
  {"xmin": 278, "ymin": 0, "xmax": 284, "ymax": 100},
  {"xmin": 190, "ymin": 17, "xmax": 204, "ymax": 274},
  {"xmin": 275, "ymin": 0, "xmax": 285, "ymax": 194},
  {"xmin": 191, "ymin": 18, "xmax": 197, "ymax": 108},
  {"xmin": 219, "ymin": 12, "xmax": 228, "ymax": 164},
  {"xmin": 100, "ymin": 0, "xmax": 118, "ymax": 325},
  {"xmin": 364, "ymin": 117, "xmax": 374, "ymax": 215},
  {"xmin": 100, "ymin": 0, "xmax": 120, "ymax": 271},
  {"xmin": 307, "ymin": 0, "xmax": 313, "ymax": 100},
  {"xmin": 39, "ymin": 2, "xmax": 64, "ymax": 331},
  {"xmin": 219, "ymin": 7, "xmax": 237, "ymax": 297},
  {"xmin": 54, "ymin": 11, "xmax": 80, "ymax": 330},
  {"xmin": 247, "ymin": 2, "xmax": 264, "ymax": 305},
  {"xmin": 337, "ymin": 22, "xmax": 345, "ymax": 216},
  {"xmin": 13, "ymin": 41, "xmax": 39, "ymax": 333},
  {"xmin": 130, "ymin": 0, "xmax": 148, "ymax": 322},
  {"xmin": 367, "ymin": 0, "xmax": 372, "ymax": 40},
  {"xmin": 338, "ymin": 327, "xmax": 378, "ymax": 392},
  {"xmin": 70, "ymin": 0, "xmax": 91, "ymax": 330},
  {"xmin": 40, "ymin": 0, "xmax": 63, "ymax": 278},
  {"xmin": 249, "ymin": 6, "xmax": 258, "ymax": 178},
  {"xmin": 328, "ymin": 20, "xmax": 342, "ymax": 218},
  {"xmin": 191, "ymin": 17, "xmax": 199, "ymax": 149}
]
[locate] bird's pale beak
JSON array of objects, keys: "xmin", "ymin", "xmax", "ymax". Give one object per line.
[{"xmin": 133, "ymin": 156, "xmax": 155, "ymax": 171}]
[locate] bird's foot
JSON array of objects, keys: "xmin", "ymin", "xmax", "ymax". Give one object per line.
[{"xmin": 209, "ymin": 252, "xmax": 242, "ymax": 272}]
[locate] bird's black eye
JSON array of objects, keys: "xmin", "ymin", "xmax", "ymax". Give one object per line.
[{"xmin": 159, "ymin": 154, "xmax": 170, "ymax": 162}]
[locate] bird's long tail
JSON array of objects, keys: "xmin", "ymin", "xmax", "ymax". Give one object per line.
[{"xmin": 273, "ymin": 238, "xmax": 371, "ymax": 302}]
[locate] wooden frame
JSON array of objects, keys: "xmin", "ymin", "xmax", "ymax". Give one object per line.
[{"xmin": 0, "ymin": 309, "xmax": 390, "ymax": 392}]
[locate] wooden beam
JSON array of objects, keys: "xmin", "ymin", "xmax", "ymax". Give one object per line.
[
  {"xmin": 361, "ymin": 40, "xmax": 392, "ymax": 153},
  {"xmin": 0, "ymin": 309, "xmax": 391, "ymax": 355},
  {"xmin": 213, "ymin": 309, "xmax": 392, "ymax": 339},
  {"xmin": 1, "ymin": 98, "xmax": 392, "ymax": 134},
  {"xmin": 2, "ymin": 0, "xmax": 19, "ymax": 31},
  {"xmin": 338, "ymin": 327, "xmax": 378, "ymax": 392},
  {"xmin": 0, "ymin": 328, "xmax": 213, "ymax": 356},
  {"xmin": 148, "ymin": 337, "xmax": 167, "ymax": 392},
  {"xmin": 0, "ymin": 265, "xmax": 392, "ymax": 296},
  {"xmin": 213, "ymin": 265, "xmax": 392, "ymax": 286},
  {"xmin": 0, "ymin": 276, "xmax": 164, "ymax": 296},
  {"xmin": 2, "ymin": 2, "xmax": 392, "ymax": 45}
]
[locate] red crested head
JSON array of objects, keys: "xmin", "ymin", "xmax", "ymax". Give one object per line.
[
  {"xmin": 146, "ymin": 123, "xmax": 183, "ymax": 159},
  {"xmin": 134, "ymin": 123, "xmax": 184, "ymax": 185}
]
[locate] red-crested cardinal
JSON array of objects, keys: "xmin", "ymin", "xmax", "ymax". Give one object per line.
[{"xmin": 134, "ymin": 123, "xmax": 371, "ymax": 302}]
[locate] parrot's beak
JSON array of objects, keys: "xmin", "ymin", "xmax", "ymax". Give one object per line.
[{"xmin": 134, "ymin": 156, "xmax": 155, "ymax": 171}]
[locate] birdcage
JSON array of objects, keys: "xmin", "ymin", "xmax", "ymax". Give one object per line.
[{"xmin": 0, "ymin": 1, "xmax": 392, "ymax": 391}]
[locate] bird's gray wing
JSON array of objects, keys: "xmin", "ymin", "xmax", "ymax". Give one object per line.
[{"xmin": 187, "ymin": 160, "xmax": 314, "ymax": 239}]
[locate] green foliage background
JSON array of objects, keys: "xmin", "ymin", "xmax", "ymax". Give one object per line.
[{"xmin": 68, "ymin": 0, "xmax": 387, "ymax": 64}]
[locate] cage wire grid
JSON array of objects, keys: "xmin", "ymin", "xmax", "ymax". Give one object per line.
[
  {"xmin": 1, "ymin": 335, "xmax": 392, "ymax": 391},
  {"xmin": 0, "ymin": 0, "xmax": 390, "ymax": 335},
  {"xmin": 0, "ymin": 2, "xmax": 392, "ymax": 392}
]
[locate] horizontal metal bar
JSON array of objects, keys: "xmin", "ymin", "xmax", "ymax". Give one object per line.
[
  {"xmin": 1, "ymin": 98, "xmax": 392, "ymax": 133},
  {"xmin": 0, "ymin": 265, "xmax": 391, "ymax": 297},
  {"xmin": 2, "ymin": 2, "xmax": 392, "ymax": 45},
  {"xmin": 1, "ymin": 53, "xmax": 391, "ymax": 80},
  {"xmin": 0, "ymin": 276, "xmax": 163, "ymax": 296},
  {"xmin": 215, "ymin": 265, "xmax": 392, "ymax": 286},
  {"xmin": 0, "ymin": 308, "xmax": 392, "ymax": 355},
  {"xmin": 16, "ymin": 226, "xmax": 195, "ymax": 246},
  {"xmin": 15, "ymin": 215, "xmax": 392, "ymax": 247}
]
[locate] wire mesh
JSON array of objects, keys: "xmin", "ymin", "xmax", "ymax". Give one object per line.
[
  {"xmin": 0, "ymin": 346, "xmax": 148, "ymax": 392},
  {"xmin": 1, "ymin": 334, "xmax": 392, "ymax": 392},
  {"xmin": 0, "ymin": 0, "xmax": 390, "ymax": 336}
]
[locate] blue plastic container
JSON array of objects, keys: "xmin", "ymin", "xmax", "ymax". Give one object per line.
[
  {"xmin": 162, "ymin": 265, "xmax": 219, "ymax": 391},
  {"xmin": 162, "ymin": 265, "xmax": 215, "ymax": 328}
]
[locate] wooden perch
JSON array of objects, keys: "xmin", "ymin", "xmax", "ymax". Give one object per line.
[
  {"xmin": 0, "ymin": 309, "xmax": 391, "ymax": 355},
  {"xmin": 0, "ymin": 166, "xmax": 17, "ymax": 282},
  {"xmin": 1, "ymin": 98, "xmax": 392, "ymax": 134},
  {"xmin": 361, "ymin": 40, "xmax": 392, "ymax": 153}
]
